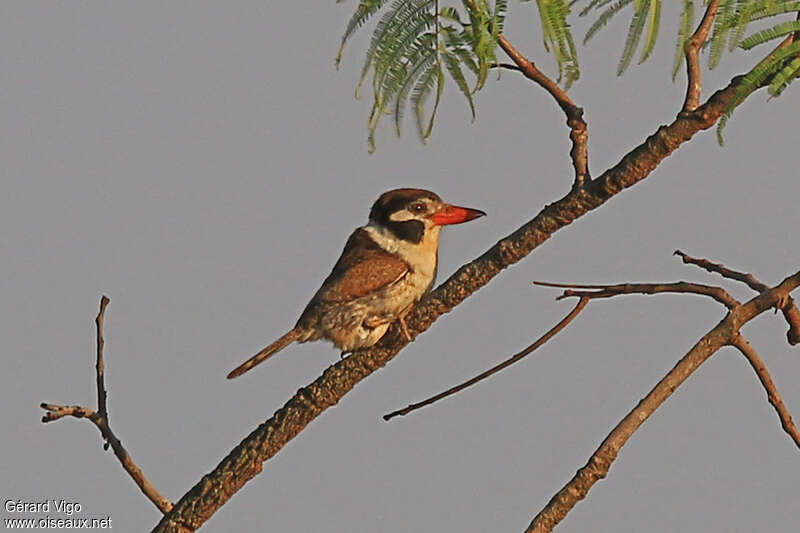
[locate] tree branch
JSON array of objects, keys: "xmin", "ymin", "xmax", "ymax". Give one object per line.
[
  {"xmin": 675, "ymin": 249, "xmax": 768, "ymax": 291},
  {"xmin": 675, "ymin": 250, "xmax": 800, "ymax": 344},
  {"xmin": 497, "ymin": 35, "xmax": 589, "ymax": 188},
  {"xmin": 525, "ymin": 271, "xmax": 800, "ymax": 533},
  {"xmin": 384, "ymin": 277, "xmax": 743, "ymax": 420},
  {"xmin": 683, "ymin": 0, "xmax": 720, "ymax": 112},
  {"xmin": 383, "ymin": 297, "xmax": 589, "ymax": 421},
  {"xmin": 537, "ymin": 280, "xmax": 739, "ymax": 309},
  {"xmin": 153, "ymin": 70, "xmax": 757, "ymax": 533},
  {"xmin": 41, "ymin": 297, "xmax": 173, "ymax": 515},
  {"xmin": 731, "ymin": 334, "xmax": 800, "ymax": 448}
]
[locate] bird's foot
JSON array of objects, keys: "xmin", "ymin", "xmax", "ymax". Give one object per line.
[{"xmin": 399, "ymin": 316, "xmax": 412, "ymax": 341}]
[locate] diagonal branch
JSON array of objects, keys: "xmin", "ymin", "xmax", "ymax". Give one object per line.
[
  {"xmin": 153, "ymin": 71, "xmax": 756, "ymax": 533},
  {"xmin": 41, "ymin": 297, "xmax": 173, "ymax": 515},
  {"xmin": 525, "ymin": 271, "xmax": 800, "ymax": 533},
  {"xmin": 683, "ymin": 0, "xmax": 720, "ymax": 112},
  {"xmin": 675, "ymin": 250, "xmax": 800, "ymax": 344},
  {"xmin": 383, "ymin": 297, "xmax": 589, "ymax": 421},
  {"xmin": 731, "ymin": 334, "xmax": 800, "ymax": 447},
  {"xmin": 675, "ymin": 249, "xmax": 768, "ymax": 291},
  {"xmin": 497, "ymin": 35, "xmax": 589, "ymax": 188}
]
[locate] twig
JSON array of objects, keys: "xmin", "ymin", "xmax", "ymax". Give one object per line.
[
  {"xmin": 674, "ymin": 249, "xmax": 767, "ymax": 291},
  {"xmin": 491, "ymin": 62, "xmax": 523, "ymax": 72},
  {"xmin": 683, "ymin": 0, "xmax": 720, "ymax": 112},
  {"xmin": 526, "ymin": 271, "xmax": 800, "ymax": 533},
  {"xmin": 41, "ymin": 297, "xmax": 173, "ymax": 514},
  {"xmin": 383, "ymin": 297, "xmax": 589, "ymax": 421},
  {"xmin": 385, "ymin": 278, "xmax": 740, "ymax": 420},
  {"xmin": 675, "ymin": 250, "xmax": 800, "ymax": 344},
  {"xmin": 497, "ymin": 35, "xmax": 589, "ymax": 188},
  {"xmin": 731, "ymin": 334, "xmax": 800, "ymax": 448},
  {"xmin": 535, "ymin": 280, "xmax": 739, "ymax": 309}
]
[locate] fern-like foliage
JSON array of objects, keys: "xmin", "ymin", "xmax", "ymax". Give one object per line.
[
  {"xmin": 717, "ymin": 0, "xmax": 800, "ymax": 142},
  {"xmin": 525, "ymin": 0, "xmax": 580, "ymax": 87},
  {"xmin": 338, "ymin": 0, "xmax": 509, "ymax": 151},
  {"xmin": 581, "ymin": 0, "xmax": 663, "ymax": 75},
  {"xmin": 672, "ymin": 0, "xmax": 695, "ymax": 80},
  {"xmin": 338, "ymin": 0, "xmax": 798, "ymax": 149}
]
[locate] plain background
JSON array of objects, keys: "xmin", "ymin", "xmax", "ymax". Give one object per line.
[{"xmin": 2, "ymin": 2, "xmax": 799, "ymax": 532}]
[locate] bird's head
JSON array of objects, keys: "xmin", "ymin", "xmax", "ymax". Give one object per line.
[{"xmin": 368, "ymin": 188, "xmax": 485, "ymax": 244}]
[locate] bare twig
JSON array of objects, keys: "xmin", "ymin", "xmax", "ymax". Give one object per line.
[
  {"xmin": 492, "ymin": 62, "xmax": 524, "ymax": 73},
  {"xmin": 497, "ymin": 35, "xmax": 589, "ymax": 188},
  {"xmin": 675, "ymin": 250, "xmax": 800, "ymax": 344},
  {"xmin": 683, "ymin": 0, "xmax": 720, "ymax": 112},
  {"xmin": 383, "ymin": 297, "xmax": 589, "ymax": 421},
  {"xmin": 385, "ymin": 278, "xmax": 741, "ymax": 420},
  {"xmin": 535, "ymin": 280, "xmax": 739, "ymax": 309},
  {"xmin": 731, "ymin": 334, "xmax": 800, "ymax": 447},
  {"xmin": 41, "ymin": 297, "xmax": 173, "ymax": 514},
  {"xmin": 674, "ymin": 249, "xmax": 768, "ymax": 291},
  {"xmin": 526, "ymin": 271, "xmax": 800, "ymax": 533}
]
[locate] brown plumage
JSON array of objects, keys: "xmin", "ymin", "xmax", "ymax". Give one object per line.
[{"xmin": 227, "ymin": 188, "xmax": 484, "ymax": 379}]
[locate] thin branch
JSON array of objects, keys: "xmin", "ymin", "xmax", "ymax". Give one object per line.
[
  {"xmin": 731, "ymin": 334, "xmax": 800, "ymax": 448},
  {"xmin": 96, "ymin": 295, "xmax": 109, "ymax": 422},
  {"xmin": 535, "ymin": 280, "xmax": 739, "ymax": 309},
  {"xmin": 491, "ymin": 62, "xmax": 523, "ymax": 72},
  {"xmin": 154, "ymin": 69, "xmax": 758, "ymax": 533},
  {"xmin": 41, "ymin": 296, "xmax": 173, "ymax": 515},
  {"xmin": 385, "ymin": 276, "xmax": 745, "ymax": 420},
  {"xmin": 674, "ymin": 249, "xmax": 768, "ymax": 291},
  {"xmin": 496, "ymin": 35, "xmax": 589, "ymax": 188},
  {"xmin": 383, "ymin": 297, "xmax": 589, "ymax": 421},
  {"xmin": 683, "ymin": 0, "xmax": 720, "ymax": 112},
  {"xmin": 675, "ymin": 250, "xmax": 800, "ymax": 344},
  {"xmin": 526, "ymin": 271, "xmax": 800, "ymax": 533}
]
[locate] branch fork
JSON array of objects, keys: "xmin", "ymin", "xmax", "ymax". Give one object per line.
[
  {"xmin": 525, "ymin": 255, "xmax": 800, "ymax": 533},
  {"xmin": 41, "ymin": 296, "xmax": 173, "ymax": 515}
]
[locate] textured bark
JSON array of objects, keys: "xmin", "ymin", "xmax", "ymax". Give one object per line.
[{"xmin": 153, "ymin": 78, "xmax": 742, "ymax": 533}]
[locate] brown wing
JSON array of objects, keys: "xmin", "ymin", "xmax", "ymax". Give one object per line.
[{"xmin": 307, "ymin": 228, "xmax": 408, "ymax": 303}]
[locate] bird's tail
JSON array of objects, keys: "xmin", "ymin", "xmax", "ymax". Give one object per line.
[{"xmin": 227, "ymin": 328, "xmax": 304, "ymax": 379}]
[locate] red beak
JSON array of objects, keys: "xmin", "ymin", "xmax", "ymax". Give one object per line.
[{"xmin": 430, "ymin": 204, "xmax": 486, "ymax": 226}]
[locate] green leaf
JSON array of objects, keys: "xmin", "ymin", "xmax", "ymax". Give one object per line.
[
  {"xmin": 443, "ymin": 50, "xmax": 477, "ymax": 121},
  {"xmin": 412, "ymin": 60, "xmax": 445, "ymax": 142},
  {"xmin": 639, "ymin": 0, "xmax": 661, "ymax": 64},
  {"xmin": 740, "ymin": 19, "xmax": 800, "ymax": 49},
  {"xmin": 718, "ymin": 39, "xmax": 800, "ymax": 143},
  {"xmin": 533, "ymin": 0, "xmax": 580, "ymax": 88},
  {"xmin": 584, "ymin": 0, "xmax": 635, "ymax": 45},
  {"xmin": 708, "ymin": 0, "xmax": 739, "ymax": 70},
  {"xmin": 393, "ymin": 40, "xmax": 438, "ymax": 135},
  {"xmin": 768, "ymin": 56, "xmax": 800, "ymax": 97},
  {"xmin": 672, "ymin": 0, "xmax": 695, "ymax": 81},
  {"xmin": 618, "ymin": 0, "xmax": 651, "ymax": 75},
  {"xmin": 748, "ymin": 0, "xmax": 800, "ymax": 23},
  {"xmin": 337, "ymin": 0, "xmax": 392, "ymax": 68}
]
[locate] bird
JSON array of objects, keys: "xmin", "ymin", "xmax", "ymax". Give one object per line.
[{"xmin": 227, "ymin": 188, "xmax": 485, "ymax": 379}]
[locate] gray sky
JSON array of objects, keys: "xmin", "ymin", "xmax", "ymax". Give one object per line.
[{"xmin": 2, "ymin": 2, "xmax": 799, "ymax": 532}]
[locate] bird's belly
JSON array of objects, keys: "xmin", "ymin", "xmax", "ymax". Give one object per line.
[{"xmin": 313, "ymin": 272, "xmax": 431, "ymax": 352}]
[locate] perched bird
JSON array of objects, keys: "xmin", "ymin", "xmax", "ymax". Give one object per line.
[{"xmin": 227, "ymin": 188, "xmax": 485, "ymax": 379}]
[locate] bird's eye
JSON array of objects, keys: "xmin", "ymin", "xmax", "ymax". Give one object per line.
[{"xmin": 410, "ymin": 202, "xmax": 426, "ymax": 213}]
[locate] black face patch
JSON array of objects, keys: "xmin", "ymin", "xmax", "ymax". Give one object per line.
[{"xmin": 384, "ymin": 219, "xmax": 424, "ymax": 244}]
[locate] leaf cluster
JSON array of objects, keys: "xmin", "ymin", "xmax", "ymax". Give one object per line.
[
  {"xmin": 337, "ymin": 0, "xmax": 508, "ymax": 151},
  {"xmin": 337, "ymin": 0, "xmax": 799, "ymax": 150}
]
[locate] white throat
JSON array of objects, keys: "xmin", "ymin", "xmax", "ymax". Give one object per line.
[{"xmin": 363, "ymin": 221, "xmax": 440, "ymax": 281}]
